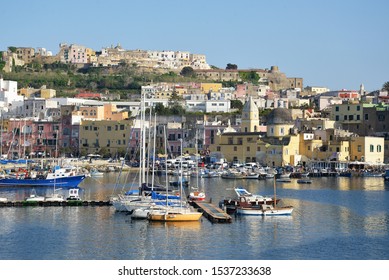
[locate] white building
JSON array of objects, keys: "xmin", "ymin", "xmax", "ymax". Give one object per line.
[
  {"xmin": 0, "ymin": 78, "xmax": 24, "ymax": 115},
  {"xmin": 205, "ymin": 100, "xmax": 231, "ymax": 113}
]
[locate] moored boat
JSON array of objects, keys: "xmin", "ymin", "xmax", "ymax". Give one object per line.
[
  {"xmin": 147, "ymin": 206, "xmax": 203, "ymax": 222},
  {"xmin": 236, "ymin": 202, "xmax": 294, "ymax": 216},
  {"xmin": 0, "ymin": 167, "xmax": 86, "ymax": 188},
  {"xmin": 220, "ymin": 187, "xmax": 279, "ymax": 214},
  {"xmin": 297, "ymin": 179, "xmax": 312, "ymax": 184}
]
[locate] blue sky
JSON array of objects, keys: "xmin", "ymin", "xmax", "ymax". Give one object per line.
[{"xmin": 2, "ymin": 0, "xmax": 388, "ymax": 91}]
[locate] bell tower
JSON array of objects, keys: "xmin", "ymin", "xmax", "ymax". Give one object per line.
[{"xmin": 241, "ymin": 97, "xmax": 259, "ymax": 133}]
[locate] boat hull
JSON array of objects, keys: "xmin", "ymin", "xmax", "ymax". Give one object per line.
[
  {"xmin": 148, "ymin": 210, "xmax": 202, "ymax": 222},
  {"xmin": 236, "ymin": 206, "xmax": 293, "ymax": 216},
  {"xmin": 0, "ymin": 175, "xmax": 86, "ymax": 188}
]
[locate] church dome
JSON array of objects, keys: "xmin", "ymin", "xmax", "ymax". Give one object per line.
[{"xmin": 266, "ymin": 108, "xmax": 293, "ymax": 125}]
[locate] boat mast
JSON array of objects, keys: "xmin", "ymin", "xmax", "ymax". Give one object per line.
[
  {"xmin": 273, "ymin": 177, "xmax": 277, "ymax": 208},
  {"xmin": 151, "ymin": 113, "xmax": 157, "ymax": 190},
  {"xmin": 164, "ymin": 126, "xmax": 168, "ymax": 208}
]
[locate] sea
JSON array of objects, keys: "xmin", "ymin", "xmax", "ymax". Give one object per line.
[{"xmin": 1, "ymin": 172, "xmax": 389, "ymax": 260}]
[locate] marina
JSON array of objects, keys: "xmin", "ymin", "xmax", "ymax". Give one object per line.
[{"xmin": 1, "ymin": 172, "xmax": 389, "ymax": 260}]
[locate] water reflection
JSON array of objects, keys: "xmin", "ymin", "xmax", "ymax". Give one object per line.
[{"xmin": 2, "ymin": 172, "xmax": 389, "ymax": 260}]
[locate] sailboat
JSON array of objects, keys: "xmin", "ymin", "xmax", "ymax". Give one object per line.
[
  {"xmin": 147, "ymin": 132, "xmax": 202, "ymax": 222},
  {"xmin": 188, "ymin": 130, "xmax": 206, "ymax": 202},
  {"xmin": 25, "ymin": 188, "xmax": 45, "ymax": 202},
  {"xmin": 236, "ymin": 178, "xmax": 293, "ymax": 216},
  {"xmin": 45, "ymin": 137, "xmax": 65, "ymax": 202}
]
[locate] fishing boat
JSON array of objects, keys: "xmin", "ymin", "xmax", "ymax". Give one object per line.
[
  {"xmin": 236, "ymin": 179, "xmax": 293, "ymax": 216},
  {"xmin": 219, "ymin": 187, "xmax": 279, "ymax": 214},
  {"xmin": 0, "ymin": 166, "xmax": 86, "ymax": 188}
]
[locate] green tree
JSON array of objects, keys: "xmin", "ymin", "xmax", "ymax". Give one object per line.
[
  {"xmin": 226, "ymin": 63, "xmax": 238, "ymax": 70},
  {"xmin": 154, "ymin": 103, "xmax": 167, "ymax": 115},
  {"xmin": 382, "ymin": 81, "xmax": 389, "ymax": 92},
  {"xmin": 8, "ymin": 46, "xmax": 17, "ymax": 53},
  {"xmin": 239, "ymin": 71, "xmax": 259, "ymax": 84},
  {"xmin": 230, "ymin": 99, "xmax": 244, "ymax": 111},
  {"xmin": 180, "ymin": 66, "xmax": 195, "ymax": 77}
]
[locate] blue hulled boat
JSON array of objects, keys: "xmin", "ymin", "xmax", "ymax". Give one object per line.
[
  {"xmin": 0, "ymin": 166, "xmax": 86, "ymax": 188},
  {"xmin": 0, "ymin": 174, "xmax": 86, "ymax": 188}
]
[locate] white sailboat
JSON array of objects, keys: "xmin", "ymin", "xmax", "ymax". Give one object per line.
[
  {"xmin": 45, "ymin": 138, "xmax": 65, "ymax": 202},
  {"xmin": 188, "ymin": 130, "xmax": 206, "ymax": 202},
  {"xmin": 148, "ymin": 134, "xmax": 202, "ymax": 222}
]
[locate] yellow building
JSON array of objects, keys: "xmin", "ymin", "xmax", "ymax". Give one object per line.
[
  {"xmin": 210, "ymin": 99, "xmax": 300, "ymax": 166},
  {"xmin": 40, "ymin": 88, "xmax": 56, "ymax": 99},
  {"xmin": 74, "ymin": 104, "xmax": 128, "ymax": 121},
  {"xmin": 349, "ymin": 136, "xmax": 384, "ymax": 163},
  {"xmin": 79, "ymin": 119, "xmax": 133, "ymax": 155},
  {"xmin": 200, "ymin": 83, "xmax": 222, "ymax": 94}
]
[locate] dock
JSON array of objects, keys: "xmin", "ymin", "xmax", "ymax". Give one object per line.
[
  {"xmin": 0, "ymin": 200, "xmax": 112, "ymax": 207},
  {"xmin": 192, "ymin": 201, "xmax": 232, "ymax": 223}
]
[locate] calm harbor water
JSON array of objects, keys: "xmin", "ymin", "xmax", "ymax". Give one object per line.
[{"xmin": 1, "ymin": 172, "xmax": 389, "ymax": 260}]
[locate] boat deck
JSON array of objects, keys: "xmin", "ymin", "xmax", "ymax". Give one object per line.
[
  {"xmin": 192, "ymin": 201, "xmax": 232, "ymax": 223},
  {"xmin": 0, "ymin": 200, "xmax": 112, "ymax": 207}
]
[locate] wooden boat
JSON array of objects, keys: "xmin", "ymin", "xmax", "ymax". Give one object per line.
[
  {"xmin": 236, "ymin": 202, "xmax": 294, "ymax": 216},
  {"xmin": 220, "ymin": 187, "xmax": 279, "ymax": 214},
  {"xmin": 236, "ymin": 179, "xmax": 293, "ymax": 216}
]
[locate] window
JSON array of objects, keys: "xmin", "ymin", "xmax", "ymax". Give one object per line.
[
  {"xmin": 377, "ymin": 145, "xmax": 382, "ymax": 152},
  {"xmin": 349, "ymin": 115, "xmax": 354, "ymax": 120},
  {"xmin": 308, "ymin": 146, "xmax": 311, "ymax": 151},
  {"xmin": 234, "ymin": 146, "xmax": 237, "ymax": 151},
  {"xmin": 107, "ymin": 126, "xmax": 111, "ymax": 131},
  {"xmin": 357, "ymin": 115, "xmax": 360, "ymax": 120},
  {"xmin": 120, "ymin": 124, "xmax": 125, "ymax": 130},
  {"xmin": 358, "ymin": 145, "xmax": 361, "ymax": 152},
  {"xmin": 217, "ymin": 146, "xmax": 221, "ymax": 152},
  {"xmin": 344, "ymin": 115, "xmax": 347, "ymax": 120},
  {"xmin": 357, "ymin": 105, "xmax": 360, "ymax": 111},
  {"xmin": 247, "ymin": 147, "xmax": 250, "ymax": 152},
  {"xmin": 335, "ymin": 115, "xmax": 339, "ymax": 121},
  {"xmin": 335, "ymin": 106, "xmax": 339, "ymax": 112},
  {"xmin": 365, "ymin": 114, "xmax": 369, "ymax": 120},
  {"xmin": 370, "ymin": 145, "xmax": 374, "ymax": 152}
]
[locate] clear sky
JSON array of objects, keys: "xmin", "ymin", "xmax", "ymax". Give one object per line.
[{"xmin": 2, "ymin": 0, "xmax": 388, "ymax": 91}]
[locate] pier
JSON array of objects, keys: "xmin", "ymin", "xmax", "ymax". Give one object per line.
[
  {"xmin": 0, "ymin": 200, "xmax": 112, "ymax": 207},
  {"xmin": 192, "ymin": 201, "xmax": 232, "ymax": 223}
]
